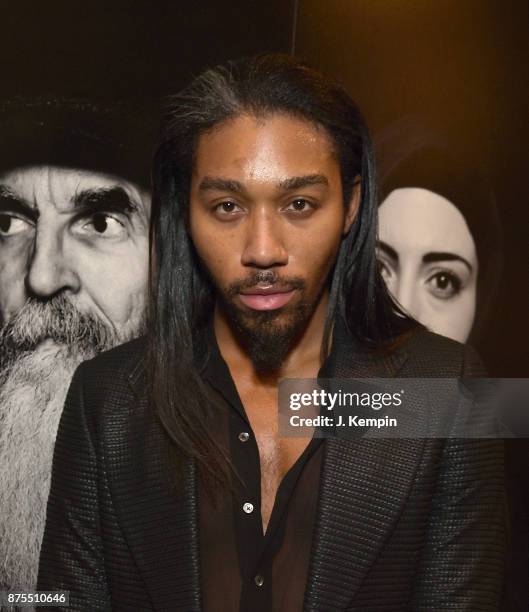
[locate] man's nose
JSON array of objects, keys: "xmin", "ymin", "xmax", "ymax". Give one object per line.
[
  {"xmin": 25, "ymin": 232, "xmax": 80, "ymax": 298},
  {"xmin": 240, "ymin": 210, "xmax": 288, "ymax": 269}
]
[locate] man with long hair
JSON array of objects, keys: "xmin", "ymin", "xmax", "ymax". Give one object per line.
[{"xmin": 38, "ymin": 55, "xmax": 504, "ymax": 611}]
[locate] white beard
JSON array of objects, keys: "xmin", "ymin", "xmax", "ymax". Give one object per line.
[{"xmin": 0, "ymin": 343, "xmax": 95, "ymax": 595}]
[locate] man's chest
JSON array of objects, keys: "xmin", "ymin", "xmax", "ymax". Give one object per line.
[
  {"xmin": 238, "ymin": 386, "xmax": 312, "ymax": 479},
  {"xmin": 237, "ymin": 385, "xmax": 313, "ymax": 529}
]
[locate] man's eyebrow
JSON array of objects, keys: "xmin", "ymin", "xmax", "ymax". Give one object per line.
[
  {"xmin": 377, "ymin": 240, "xmax": 399, "ymax": 262},
  {"xmin": 197, "ymin": 174, "xmax": 330, "ymax": 195},
  {"xmin": 198, "ymin": 177, "xmax": 245, "ymax": 194},
  {"xmin": 278, "ymin": 174, "xmax": 329, "ymax": 191},
  {"xmin": 422, "ymin": 252, "xmax": 473, "ymax": 271},
  {"xmin": 72, "ymin": 187, "xmax": 137, "ymax": 213},
  {"xmin": 0, "ymin": 186, "xmax": 37, "ymax": 221}
]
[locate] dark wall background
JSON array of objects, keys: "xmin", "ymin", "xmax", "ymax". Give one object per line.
[
  {"xmin": 0, "ymin": 0, "xmax": 295, "ymax": 101},
  {"xmin": 295, "ymin": 0, "xmax": 529, "ymax": 376}
]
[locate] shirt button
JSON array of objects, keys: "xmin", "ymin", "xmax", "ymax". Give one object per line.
[
  {"xmin": 238, "ymin": 431, "xmax": 250, "ymax": 442},
  {"xmin": 243, "ymin": 502, "xmax": 254, "ymax": 514},
  {"xmin": 254, "ymin": 574, "xmax": 265, "ymax": 587}
]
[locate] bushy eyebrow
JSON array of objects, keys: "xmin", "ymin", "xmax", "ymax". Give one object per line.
[
  {"xmin": 72, "ymin": 186, "xmax": 138, "ymax": 214},
  {"xmin": 0, "ymin": 185, "xmax": 38, "ymax": 221}
]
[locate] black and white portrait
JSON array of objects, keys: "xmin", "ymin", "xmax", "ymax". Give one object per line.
[
  {"xmin": 376, "ymin": 142, "xmax": 502, "ymax": 344},
  {"xmin": 0, "ymin": 98, "xmax": 153, "ymax": 592}
]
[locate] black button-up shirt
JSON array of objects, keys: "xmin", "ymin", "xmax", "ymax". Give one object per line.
[{"xmin": 196, "ymin": 323, "xmax": 331, "ymax": 612}]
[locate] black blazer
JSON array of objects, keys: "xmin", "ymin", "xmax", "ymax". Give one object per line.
[{"xmin": 37, "ymin": 329, "xmax": 505, "ymax": 611}]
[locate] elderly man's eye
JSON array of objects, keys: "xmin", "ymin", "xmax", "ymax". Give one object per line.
[
  {"xmin": 75, "ymin": 213, "xmax": 127, "ymax": 238},
  {"xmin": 0, "ymin": 213, "xmax": 33, "ymax": 236},
  {"xmin": 426, "ymin": 271, "xmax": 463, "ymax": 300}
]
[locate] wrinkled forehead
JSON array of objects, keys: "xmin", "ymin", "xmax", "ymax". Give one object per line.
[{"xmin": 0, "ymin": 164, "xmax": 147, "ymax": 212}]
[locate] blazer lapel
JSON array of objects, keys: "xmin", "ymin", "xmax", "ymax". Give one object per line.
[
  {"xmin": 104, "ymin": 356, "xmax": 202, "ymax": 612},
  {"xmin": 304, "ymin": 335, "xmax": 427, "ymax": 610}
]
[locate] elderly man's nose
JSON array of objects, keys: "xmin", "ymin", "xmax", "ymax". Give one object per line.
[{"xmin": 26, "ymin": 235, "xmax": 80, "ymax": 298}]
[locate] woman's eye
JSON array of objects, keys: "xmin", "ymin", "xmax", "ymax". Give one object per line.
[
  {"xmin": 76, "ymin": 213, "xmax": 127, "ymax": 238},
  {"xmin": 426, "ymin": 271, "xmax": 462, "ymax": 299},
  {"xmin": 0, "ymin": 213, "xmax": 33, "ymax": 237},
  {"xmin": 376, "ymin": 258, "xmax": 391, "ymax": 281},
  {"xmin": 375, "ymin": 249, "xmax": 396, "ymax": 283}
]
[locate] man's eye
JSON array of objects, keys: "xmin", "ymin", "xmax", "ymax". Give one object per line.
[
  {"xmin": 426, "ymin": 271, "xmax": 462, "ymax": 300},
  {"xmin": 0, "ymin": 213, "xmax": 33, "ymax": 237},
  {"xmin": 76, "ymin": 213, "xmax": 127, "ymax": 238},
  {"xmin": 214, "ymin": 201, "xmax": 242, "ymax": 215},
  {"xmin": 285, "ymin": 198, "xmax": 313, "ymax": 213}
]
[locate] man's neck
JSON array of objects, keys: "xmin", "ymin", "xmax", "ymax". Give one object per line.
[{"xmin": 213, "ymin": 291, "xmax": 329, "ymax": 385}]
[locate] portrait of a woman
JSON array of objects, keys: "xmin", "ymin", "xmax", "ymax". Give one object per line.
[{"xmin": 377, "ymin": 145, "xmax": 502, "ymax": 344}]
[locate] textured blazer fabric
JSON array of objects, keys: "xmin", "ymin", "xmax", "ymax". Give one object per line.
[{"xmin": 37, "ymin": 329, "xmax": 505, "ymax": 611}]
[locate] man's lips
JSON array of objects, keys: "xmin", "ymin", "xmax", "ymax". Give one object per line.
[{"xmin": 238, "ymin": 287, "xmax": 296, "ymax": 311}]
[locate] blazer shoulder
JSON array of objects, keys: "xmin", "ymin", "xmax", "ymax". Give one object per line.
[
  {"xmin": 403, "ymin": 328, "xmax": 486, "ymax": 377},
  {"xmin": 72, "ymin": 336, "xmax": 148, "ymax": 415},
  {"xmin": 79, "ymin": 336, "xmax": 146, "ymax": 378}
]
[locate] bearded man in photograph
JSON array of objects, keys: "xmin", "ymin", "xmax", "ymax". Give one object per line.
[
  {"xmin": 0, "ymin": 98, "xmax": 152, "ymax": 597},
  {"xmin": 38, "ymin": 55, "xmax": 505, "ymax": 611}
]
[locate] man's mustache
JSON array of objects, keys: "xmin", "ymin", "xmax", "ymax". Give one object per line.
[
  {"xmin": 226, "ymin": 271, "xmax": 306, "ymax": 296},
  {"xmin": 0, "ymin": 295, "xmax": 117, "ymax": 355}
]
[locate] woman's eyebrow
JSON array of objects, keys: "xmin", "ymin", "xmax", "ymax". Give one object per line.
[
  {"xmin": 422, "ymin": 252, "xmax": 472, "ymax": 271},
  {"xmin": 377, "ymin": 240, "xmax": 398, "ymax": 262}
]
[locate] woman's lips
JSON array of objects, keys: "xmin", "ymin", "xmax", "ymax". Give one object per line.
[{"xmin": 238, "ymin": 289, "xmax": 296, "ymax": 311}]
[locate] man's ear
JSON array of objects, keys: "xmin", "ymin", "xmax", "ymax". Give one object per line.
[{"xmin": 343, "ymin": 175, "xmax": 361, "ymax": 235}]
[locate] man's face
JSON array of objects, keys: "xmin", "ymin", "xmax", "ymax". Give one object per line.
[
  {"xmin": 189, "ymin": 113, "xmax": 357, "ymax": 368},
  {"xmin": 0, "ymin": 165, "xmax": 150, "ymax": 343}
]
